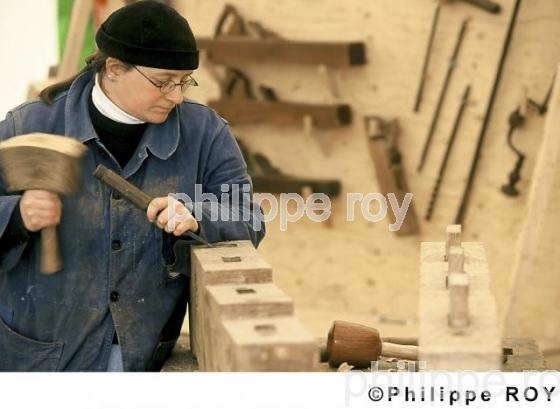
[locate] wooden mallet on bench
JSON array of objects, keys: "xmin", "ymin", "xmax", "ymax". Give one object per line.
[
  {"xmin": 325, "ymin": 320, "xmax": 418, "ymax": 367},
  {"xmin": 0, "ymin": 133, "xmax": 86, "ymax": 274}
]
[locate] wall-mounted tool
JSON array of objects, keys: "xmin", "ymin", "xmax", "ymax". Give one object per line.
[
  {"xmin": 418, "ymin": 18, "xmax": 469, "ymax": 172},
  {"xmin": 414, "ymin": 0, "xmax": 500, "ymax": 112},
  {"xmin": 365, "ymin": 116, "xmax": 420, "ymax": 236},
  {"xmin": 527, "ymin": 74, "xmax": 555, "ymax": 115},
  {"xmin": 198, "ymin": 4, "xmax": 366, "ymax": 69},
  {"xmin": 501, "ymin": 76, "xmax": 555, "ymax": 196},
  {"xmin": 426, "ymin": 85, "xmax": 471, "ymax": 220},
  {"xmin": 455, "ymin": 0, "xmax": 522, "ymax": 224},
  {"xmin": 208, "ymin": 68, "xmax": 352, "ymax": 130},
  {"xmin": 414, "ymin": 4, "xmax": 441, "ymax": 113},
  {"xmin": 442, "ymin": 0, "xmax": 501, "ymax": 14},
  {"xmin": 500, "ymin": 106, "xmax": 526, "ymax": 197},
  {"xmin": 236, "ymin": 139, "xmax": 341, "ymax": 198}
]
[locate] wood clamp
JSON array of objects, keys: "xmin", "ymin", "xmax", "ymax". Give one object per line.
[
  {"xmin": 198, "ymin": 4, "xmax": 366, "ymax": 69},
  {"xmin": 208, "ymin": 67, "xmax": 352, "ymax": 130},
  {"xmin": 236, "ymin": 139, "xmax": 341, "ymax": 198},
  {"xmin": 365, "ymin": 116, "xmax": 419, "ymax": 235}
]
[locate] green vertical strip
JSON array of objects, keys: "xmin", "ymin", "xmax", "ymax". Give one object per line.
[{"xmin": 58, "ymin": 0, "xmax": 95, "ymax": 67}]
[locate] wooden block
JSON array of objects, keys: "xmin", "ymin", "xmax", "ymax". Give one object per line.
[
  {"xmin": 189, "ymin": 240, "xmax": 272, "ymax": 365},
  {"xmin": 445, "ymin": 224, "xmax": 461, "ymax": 260},
  {"xmin": 419, "ymin": 233, "xmax": 501, "ymax": 370},
  {"xmin": 203, "ymin": 283, "xmax": 294, "ymax": 371},
  {"xmin": 421, "ymin": 243, "xmax": 491, "ymax": 290},
  {"xmin": 448, "ymin": 273, "xmax": 469, "ymax": 329},
  {"xmin": 421, "ymin": 265, "xmax": 489, "ymax": 292},
  {"xmin": 447, "ymin": 246, "xmax": 464, "ymax": 274},
  {"xmin": 220, "ymin": 317, "xmax": 318, "ymax": 371},
  {"xmin": 208, "ymin": 99, "xmax": 351, "ymax": 129},
  {"xmin": 198, "ymin": 37, "xmax": 366, "ymax": 68}
]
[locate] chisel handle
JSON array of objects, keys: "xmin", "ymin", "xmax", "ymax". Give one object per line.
[
  {"xmin": 93, "ymin": 165, "xmax": 212, "ymax": 247},
  {"xmin": 93, "ymin": 165, "xmax": 152, "ymax": 210}
]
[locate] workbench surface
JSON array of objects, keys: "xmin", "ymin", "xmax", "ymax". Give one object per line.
[{"xmin": 162, "ymin": 333, "xmax": 546, "ymax": 372}]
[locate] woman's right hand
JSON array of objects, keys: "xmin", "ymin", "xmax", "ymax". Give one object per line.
[{"xmin": 19, "ymin": 190, "xmax": 62, "ymax": 232}]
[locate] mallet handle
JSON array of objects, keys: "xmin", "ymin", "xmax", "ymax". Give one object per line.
[
  {"xmin": 382, "ymin": 336, "xmax": 418, "ymax": 346},
  {"xmin": 41, "ymin": 225, "xmax": 61, "ymax": 274},
  {"xmin": 381, "ymin": 342, "xmax": 418, "ymax": 361}
]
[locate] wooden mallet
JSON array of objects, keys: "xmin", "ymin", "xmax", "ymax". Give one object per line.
[
  {"xmin": 0, "ymin": 133, "xmax": 86, "ymax": 274},
  {"xmin": 325, "ymin": 320, "xmax": 418, "ymax": 368}
]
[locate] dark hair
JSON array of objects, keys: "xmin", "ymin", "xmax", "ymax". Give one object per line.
[{"xmin": 39, "ymin": 52, "xmax": 133, "ymax": 104}]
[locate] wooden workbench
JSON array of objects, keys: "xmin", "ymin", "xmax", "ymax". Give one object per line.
[{"xmin": 162, "ymin": 333, "xmax": 546, "ymax": 372}]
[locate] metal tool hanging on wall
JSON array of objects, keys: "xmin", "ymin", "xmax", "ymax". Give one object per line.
[
  {"xmin": 500, "ymin": 105, "xmax": 526, "ymax": 197},
  {"xmin": 414, "ymin": 0, "xmax": 501, "ymax": 113},
  {"xmin": 414, "ymin": 4, "xmax": 441, "ymax": 113},
  {"xmin": 455, "ymin": 0, "xmax": 522, "ymax": 225},
  {"xmin": 501, "ymin": 76, "xmax": 556, "ymax": 197},
  {"xmin": 527, "ymin": 75, "xmax": 555, "ymax": 115},
  {"xmin": 425, "ymin": 85, "xmax": 471, "ymax": 220},
  {"xmin": 365, "ymin": 116, "xmax": 420, "ymax": 236},
  {"xmin": 417, "ymin": 18, "xmax": 469, "ymax": 172},
  {"xmin": 442, "ymin": 0, "xmax": 501, "ymax": 14}
]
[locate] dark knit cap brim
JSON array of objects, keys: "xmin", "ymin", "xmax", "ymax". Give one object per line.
[{"xmin": 95, "ymin": 1, "xmax": 199, "ymax": 70}]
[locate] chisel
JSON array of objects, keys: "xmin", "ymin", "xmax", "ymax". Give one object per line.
[{"xmin": 93, "ymin": 164, "xmax": 212, "ymax": 247}]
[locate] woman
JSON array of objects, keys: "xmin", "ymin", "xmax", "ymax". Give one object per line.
[{"xmin": 0, "ymin": 1, "xmax": 264, "ymax": 371}]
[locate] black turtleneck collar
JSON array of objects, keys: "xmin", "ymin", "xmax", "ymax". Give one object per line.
[{"xmin": 88, "ymin": 93, "xmax": 148, "ymax": 168}]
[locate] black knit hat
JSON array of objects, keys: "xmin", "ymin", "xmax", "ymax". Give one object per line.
[{"xmin": 95, "ymin": 1, "xmax": 199, "ymax": 70}]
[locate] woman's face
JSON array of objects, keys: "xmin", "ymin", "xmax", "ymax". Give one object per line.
[{"xmin": 104, "ymin": 60, "xmax": 194, "ymax": 123}]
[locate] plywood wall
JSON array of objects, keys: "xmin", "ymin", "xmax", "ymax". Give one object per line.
[{"xmin": 174, "ymin": 0, "xmax": 560, "ymax": 349}]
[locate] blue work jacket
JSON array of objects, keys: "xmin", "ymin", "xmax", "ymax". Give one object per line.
[{"xmin": 0, "ymin": 70, "xmax": 265, "ymax": 371}]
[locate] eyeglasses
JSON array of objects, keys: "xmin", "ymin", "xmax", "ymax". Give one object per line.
[{"xmin": 133, "ymin": 66, "xmax": 198, "ymax": 97}]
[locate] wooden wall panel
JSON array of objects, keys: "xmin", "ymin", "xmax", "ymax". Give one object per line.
[{"xmin": 175, "ymin": 0, "xmax": 560, "ymax": 351}]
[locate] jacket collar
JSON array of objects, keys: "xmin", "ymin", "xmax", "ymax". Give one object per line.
[{"xmin": 64, "ymin": 70, "xmax": 180, "ymax": 162}]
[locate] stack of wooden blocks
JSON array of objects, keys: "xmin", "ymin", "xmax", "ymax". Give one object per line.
[
  {"xmin": 189, "ymin": 240, "xmax": 318, "ymax": 371},
  {"xmin": 419, "ymin": 225, "xmax": 502, "ymax": 370}
]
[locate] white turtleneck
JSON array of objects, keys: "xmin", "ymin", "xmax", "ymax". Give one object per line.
[{"xmin": 91, "ymin": 74, "xmax": 145, "ymax": 124}]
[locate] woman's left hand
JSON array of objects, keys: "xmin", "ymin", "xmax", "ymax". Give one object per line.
[{"xmin": 147, "ymin": 196, "xmax": 199, "ymax": 236}]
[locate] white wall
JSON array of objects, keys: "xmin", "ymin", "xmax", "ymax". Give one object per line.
[{"xmin": 0, "ymin": 0, "xmax": 58, "ymax": 119}]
